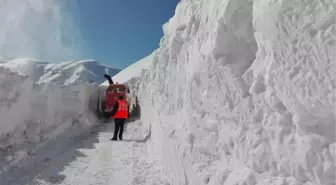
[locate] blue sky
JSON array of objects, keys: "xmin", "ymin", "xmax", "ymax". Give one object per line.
[{"xmin": 69, "ymin": 0, "xmax": 179, "ymax": 69}]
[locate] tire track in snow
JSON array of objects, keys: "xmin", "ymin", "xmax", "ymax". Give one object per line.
[
  {"xmin": 0, "ymin": 122, "xmax": 168, "ymax": 185},
  {"xmin": 34, "ymin": 132, "xmax": 134, "ymax": 185}
]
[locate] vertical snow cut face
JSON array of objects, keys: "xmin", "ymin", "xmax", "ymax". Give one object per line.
[
  {"xmin": 139, "ymin": 0, "xmax": 336, "ymax": 184},
  {"xmin": 0, "ymin": 67, "xmax": 100, "ymax": 165},
  {"xmin": 140, "ymin": 0, "xmax": 259, "ymax": 184},
  {"xmin": 246, "ymin": 0, "xmax": 336, "ymax": 184}
]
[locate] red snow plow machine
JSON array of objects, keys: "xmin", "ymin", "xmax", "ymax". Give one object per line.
[
  {"xmin": 96, "ymin": 74, "xmax": 140, "ymax": 122},
  {"xmin": 104, "ymin": 82, "xmax": 128, "ymax": 110}
]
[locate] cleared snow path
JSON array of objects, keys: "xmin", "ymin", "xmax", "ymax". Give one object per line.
[{"xmin": 0, "ymin": 121, "xmax": 167, "ymax": 185}]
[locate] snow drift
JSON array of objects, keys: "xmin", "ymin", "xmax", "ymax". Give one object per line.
[
  {"xmin": 139, "ymin": 0, "xmax": 336, "ymax": 185},
  {"xmin": 0, "ymin": 59, "xmax": 112, "ymax": 166}
]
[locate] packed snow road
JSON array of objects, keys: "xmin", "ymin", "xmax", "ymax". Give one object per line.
[{"xmin": 0, "ymin": 121, "xmax": 167, "ymax": 185}]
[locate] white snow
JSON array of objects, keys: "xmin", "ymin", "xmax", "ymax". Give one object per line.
[
  {"xmin": 0, "ymin": 58, "xmax": 120, "ymax": 86},
  {"xmin": 0, "ymin": 121, "xmax": 168, "ymax": 185},
  {"xmin": 0, "ymin": 58, "xmax": 120, "ymax": 169},
  {"xmin": 0, "ymin": 0, "xmax": 88, "ymax": 62},
  {"xmin": 0, "ymin": 66, "xmax": 100, "ymax": 166},
  {"xmin": 0, "ymin": 58, "xmax": 165, "ymax": 185},
  {"xmin": 138, "ymin": 0, "xmax": 336, "ymax": 185},
  {"xmin": 0, "ymin": 0, "xmax": 335, "ymax": 184}
]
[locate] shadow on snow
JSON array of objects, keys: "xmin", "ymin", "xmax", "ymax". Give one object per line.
[
  {"xmin": 0, "ymin": 119, "xmax": 150, "ymax": 185},
  {"xmin": 0, "ymin": 123, "xmax": 105, "ymax": 185}
]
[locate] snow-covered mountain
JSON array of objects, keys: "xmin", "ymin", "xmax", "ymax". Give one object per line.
[{"xmin": 0, "ymin": 58, "xmax": 120, "ymax": 86}]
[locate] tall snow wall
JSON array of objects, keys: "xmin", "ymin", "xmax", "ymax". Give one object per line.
[
  {"xmin": 139, "ymin": 0, "xmax": 336, "ymax": 184},
  {"xmin": 0, "ymin": 66, "xmax": 100, "ymax": 164}
]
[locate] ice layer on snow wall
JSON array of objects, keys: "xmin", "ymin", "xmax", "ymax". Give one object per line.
[{"xmin": 139, "ymin": 0, "xmax": 336, "ymax": 184}]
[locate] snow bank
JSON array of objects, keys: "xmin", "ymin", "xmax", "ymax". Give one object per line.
[
  {"xmin": 0, "ymin": 65, "xmax": 100, "ymax": 165},
  {"xmin": 139, "ymin": 0, "xmax": 336, "ymax": 184}
]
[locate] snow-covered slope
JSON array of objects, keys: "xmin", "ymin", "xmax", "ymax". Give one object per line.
[
  {"xmin": 101, "ymin": 51, "xmax": 156, "ymax": 86},
  {"xmin": 0, "ymin": 58, "xmax": 120, "ymax": 86},
  {"xmin": 139, "ymin": 0, "xmax": 336, "ymax": 185},
  {"xmin": 112, "ymin": 51, "xmax": 155, "ymax": 84}
]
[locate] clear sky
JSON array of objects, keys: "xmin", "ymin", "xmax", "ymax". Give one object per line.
[{"xmin": 69, "ymin": 0, "xmax": 179, "ymax": 69}]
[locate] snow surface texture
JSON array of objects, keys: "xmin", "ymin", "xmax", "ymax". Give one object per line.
[
  {"xmin": 0, "ymin": 58, "xmax": 120, "ymax": 86},
  {"xmin": 0, "ymin": 63, "xmax": 103, "ymax": 167},
  {"xmin": 0, "ymin": 121, "xmax": 168, "ymax": 185},
  {"xmin": 139, "ymin": 0, "xmax": 336, "ymax": 185}
]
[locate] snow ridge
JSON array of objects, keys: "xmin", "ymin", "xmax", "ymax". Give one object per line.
[
  {"xmin": 101, "ymin": 50, "xmax": 156, "ymax": 86},
  {"xmin": 139, "ymin": 0, "xmax": 336, "ymax": 185},
  {"xmin": 0, "ymin": 58, "xmax": 120, "ymax": 86}
]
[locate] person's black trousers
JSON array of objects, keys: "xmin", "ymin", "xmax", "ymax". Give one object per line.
[{"xmin": 112, "ymin": 118, "xmax": 125, "ymax": 140}]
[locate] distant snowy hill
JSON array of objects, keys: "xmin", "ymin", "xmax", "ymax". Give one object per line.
[{"xmin": 0, "ymin": 58, "xmax": 120, "ymax": 86}]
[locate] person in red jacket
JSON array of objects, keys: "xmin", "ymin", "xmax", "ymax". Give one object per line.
[{"xmin": 109, "ymin": 95, "xmax": 129, "ymax": 141}]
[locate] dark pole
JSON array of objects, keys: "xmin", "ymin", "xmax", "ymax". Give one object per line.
[{"xmin": 104, "ymin": 74, "xmax": 114, "ymax": 85}]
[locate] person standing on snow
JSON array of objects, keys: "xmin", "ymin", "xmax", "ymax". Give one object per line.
[{"xmin": 109, "ymin": 95, "xmax": 129, "ymax": 141}]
